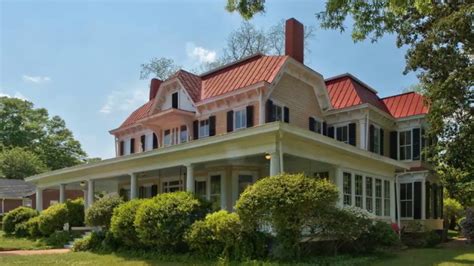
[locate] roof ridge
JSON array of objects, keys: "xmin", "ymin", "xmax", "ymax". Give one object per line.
[
  {"xmin": 325, "ymin": 73, "xmax": 378, "ymax": 94},
  {"xmin": 381, "ymin": 91, "xmax": 418, "ymax": 100}
]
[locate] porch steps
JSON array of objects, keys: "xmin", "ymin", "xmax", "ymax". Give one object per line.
[{"xmin": 64, "ymin": 231, "xmax": 92, "ymax": 249}]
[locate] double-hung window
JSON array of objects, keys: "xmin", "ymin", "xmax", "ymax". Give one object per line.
[
  {"xmin": 343, "ymin": 172, "xmax": 352, "ymax": 206},
  {"xmin": 399, "ymin": 130, "xmax": 412, "ymax": 160},
  {"xmin": 163, "ymin": 130, "xmax": 171, "ymax": 146},
  {"xmin": 272, "ymin": 103, "xmax": 284, "ymax": 122},
  {"xmin": 400, "ymin": 183, "xmax": 413, "ymax": 218},
  {"xmin": 375, "ymin": 179, "xmax": 382, "ymax": 216},
  {"xmin": 315, "ymin": 119, "xmax": 322, "ymax": 134},
  {"xmin": 162, "ymin": 180, "xmax": 183, "ymax": 193},
  {"xmin": 373, "ymin": 126, "xmax": 381, "ymax": 154},
  {"xmin": 199, "ymin": 119, "xmax": 210, "ymax": 138},
  {"xmin": 336, "ymin": 125, "xmax": 349, "ymax": 144},
  {"xmin": 355, "ymin": 175, "xmax": 363, "ymax": 208},
  {"xmin": 366, "ymin": 177, "xmax": 373, "ymax": 213},
  {"xmin": 384, "ymin": 180, "xmax": 391, "ymax": 216},
  {"xmin": 234, "ymin": 108, "xmax": 247, "ymax": 130},
  {"xmin": 180, "ymin": 125, "xmax": 188, "ymax": 143}
]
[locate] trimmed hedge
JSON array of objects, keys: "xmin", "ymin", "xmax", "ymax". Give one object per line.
[
  {"xmin": 25, "ymin": 216, "xmax": 42, "ymax": 237},
  {"xmin": 65, "ymin": 198, "xmax": 85, "ymax": 226},
  {"xmin": 2, "ymin": 207, "xmax": 38, "ymax": 236},
  {"xmin": 134, "ymin": 191, "xmax": 210, "ymax": 252},
  {"xmin": 186, "ymin": 210, "xmax": 241, "ymax": 258},
  {"xmin": 356, "ymin": 220, "xmax": 400, "ymax": 252},
  {"xmin": 38, "ymin": 203, "xmax": 69, "ymax": 236},
  {"xmin": 110, "ymin": 199, "xmax": 147, "ymax": 247},
  {"xmin": 85, "ymin": 194, "xmax": 123, "ymax": 228}
]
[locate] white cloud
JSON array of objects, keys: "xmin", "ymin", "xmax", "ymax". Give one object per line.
[
  {"xmin": 22, "ymin": 75, "xmax": 51, "ymax": 84},
  {"xmin": 186, "ymin": 42, "xmax": 217, "ymax": 64},
  {"xmin": 0, "ymin": 89, "xmax": 28, "ymax": 101},
  {"xmin": 100, "ymin": 88, "xmax": 147, "ymax": 115}
]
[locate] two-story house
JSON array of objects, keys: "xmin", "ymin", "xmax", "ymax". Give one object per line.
[{"xmin": 25, "ymin": 18, "xmax": 443, "ymax": 231}]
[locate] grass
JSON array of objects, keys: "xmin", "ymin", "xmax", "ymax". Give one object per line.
[
  {"xmin": 0, "ymin": 231, "xmax": 51, "ymax": 251},
  {"xmin": 0, "ymin": 246, "xmax": 473, "ymax": 266}
]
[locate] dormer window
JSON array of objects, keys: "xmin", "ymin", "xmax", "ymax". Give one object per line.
[
  {"xmin": 172, "ymin": 92, "xmax": 178, "ymax": 109},
  {"xmin": 234, "ymin": 108, "xmax": 247, "ymax": 130},
  {"xmin": 336, "ymin": 125, "xmax": 349, "ymax": 144}
]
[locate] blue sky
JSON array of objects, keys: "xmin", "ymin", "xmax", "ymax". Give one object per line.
[{"xmin": 0, "ymin": 0, "xmax": 418, "ymax": 159}]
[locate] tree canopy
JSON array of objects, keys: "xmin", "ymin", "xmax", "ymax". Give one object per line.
[
  {"xmin": 0, "ymin": 97, "xmax": 88, "ymax": 178},
  {"xmin": 226, "ymin": 0, "xmax": 474, "ymax": 207}
]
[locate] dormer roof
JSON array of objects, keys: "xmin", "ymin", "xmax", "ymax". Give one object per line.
[{"xmin": 382, "ymin": 92, "xmax": 428, "ymax": 118}]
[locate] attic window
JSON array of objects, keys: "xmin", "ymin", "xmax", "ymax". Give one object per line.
[{"xmin": 172, "ymin": 92, "xmax": 179, "ymax": 109}]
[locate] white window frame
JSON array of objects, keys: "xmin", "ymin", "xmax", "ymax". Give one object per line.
[
  {"xmin": 343, "ymin": 172, "xmax": 352, "ymax": 206},
  {"xmin": 375, "ymin": 178, "xmax": 382, "ymax": 216},
  {"xmin": 180, "ymin": 125, "xmax": 188, "ymax": 143},
  {"xmin": 199, "ymin": 119, "xmax": 210, "ymax": 138},
  {"xmin": 163, "ymin": 129, "xmax": 172, "ymax": 147},
  {"xmin": 398, "ymin": 130, "xmax": 413, "ymax": 161},
  {"xmin": 354, "ymin": 174, "xmax": 363, "ymax": 208},
  {"xmin": 232, "ymin": 170, "xmax": 257, "ymax": 204},
  {"xmin": 373, "ymin": 124, "xmax": 381, "ymax": 154},
  {"xmin": 234, "ymin": 107, "xmax": 247, "ymax": 130},
  {"xmin": 161, "ymin": 177, "xmax": 184, "ymax": 193},
  {"xmin": 336, "ymin": 124, "xmax": 349, "ymax": 144},
  {"xmin": 312, "ymin": 117, "xmax": 323, "ymax": 134},
  {"xmin": 272, "ymin": 102, "xmax": 284, "ymax": 122},
  {"xmin": 384, "ymin": 180, "xmax": 391, "ymax": 217}
]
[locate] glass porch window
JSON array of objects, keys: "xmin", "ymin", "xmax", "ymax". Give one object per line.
[
  {"xmin": 384, "ymin": 180, "xmax": 391, "ymax": 216},
  {"xmin": 210, "ymin": 175, "xmax": 221, "ymax": 211},
  {"xmin": 163, "ymin": 180, "xmax": 183, "ymax": 193},
  {"xmin": 343, "ymin": 172, "xmax": 352, "ymax": 206},
  {"xmin": 195, "ymin": 180, "xmax": 206, "ymax": 199},
  {"xmin": 375, "ymin": 179, "xmax": 382, "ymax": 216},
  {"xmin": 355, "ymin": 175, "xmax": 363, "ymax": 208},
  {"xmin": 366, "ymin": 177, "xmax": 373, "ymax": 213}
]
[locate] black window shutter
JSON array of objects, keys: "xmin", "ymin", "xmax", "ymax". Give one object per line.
[
  {"xmin": 380, "ymin": 128, "xmax": 384, "ymax": 155},
  {"xmin": 152, "ymin": 133, "xmax": 158, "ymax": 149},
  {"xmin": 425, "ymin": 181, "xmax": 431, "ymax": 219},
  {"xmin": 119, "ymin": 141, "xmax": 124, "ymax": 156},
  {"xmin": 413, "ymin": 128, "xmax": 421, "ymax": 160},
  {"xmin": 141, "ymin": 135, "xmax": 146, "ymax": 152},
  {"xmin": 432, "ymin": 184, "xmax": 438, "ymax": 219},
  {"xmin": 172, "ymin": 92, "xmax": 178, "ymax": 109},
  {"xmin": 283, "ymin": 107, "xmax": 289, "ymax": 123},
  {"xmin": 414, "ymin": 181, "xmax": 422, "ymax": 219},
  {"xmin": 151, "ymin": 185, "xmax": 158, "ymax": 197},
  {"xmin": 323, "ymin": 122, "xmax": 327, "ymax": 136},
  {"xmin": 227, "ymin": 111, "xmax": 234, "ymax": 132},
  {"xmin": 193, "ymin": 120, "xmax": 199, "ymax": 140},
  {"xmin": 309, "ymin": 117, "xmax": 315, "ymax": 132},
  {"xmin": 421, "ymin": 128, "xmax": 426, "ymax": 160},
  {"xmin": 328, "ymin": 126, "xmax": 334, "ymax": 138},
  {"xmin": 369, "ymin": 124, "xmax": 375, "ymax": 152},
  {"xmin": 130, "ymin": 138, "xmax": 135, "ymax": 154},
  {"xmin": 246, "ymin": 105, "xmax": 254, "ymax": 127},
  {"xmin": 209, "ymin": 116, "xmax": 216, "ymax": 136},
  {"xmin": 265, "ymin": 100, "xmax": 273, "ymax": 123},
  {"xmin": 390, "ymin": 131, "xmax": 398, "ymax": 159},
  {"xmin": 348, "ymin": 123, "xmax": 356, "ymax": 146}
]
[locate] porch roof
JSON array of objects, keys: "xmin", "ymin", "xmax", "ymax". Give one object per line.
[{"xmin": 25, "ymin": 122, "xmax": 408, "ymax": 187}]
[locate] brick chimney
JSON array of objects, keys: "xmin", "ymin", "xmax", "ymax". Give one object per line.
[
  {"xmin": 149, "ymin": 78, "xmax": 162, "ymax": 100},
  {"xmin": 285, "ymin": 18, "xmax": 304, "ymax": 63}
]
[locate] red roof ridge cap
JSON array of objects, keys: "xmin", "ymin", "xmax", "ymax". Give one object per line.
[
  {"xmin": 325, "ymin": 73, "xmax": 378, "ymax": 94},
  {"xmin": 200, "ymin": 53, "xmax": 280, "ymax": 78}
]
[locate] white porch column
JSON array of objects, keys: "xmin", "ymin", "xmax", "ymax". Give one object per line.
[
  {"xmin": 396, "ymin": 176, "xmax": 401, "ymax": 234},
  {"xmin": 334, "ymin": 167, "xmax": 344, "ymax": 207},
  {"xmin": 35, "ymin": 187, "xmax": 43, "ymax": 211},
  {"xmin": 358, "ymin": 118, "xmax": 367, "ymax": 150},
  {"xmin": 59, "ymin": 184, "xmax": 66, "ymax": 203},
  {"xmin": 390, "ymin": 179, "xmax": 396, "ymax": 222},
  {"xmin": 221, "ymin": 174, "xmax": 227, "ymax": 210},
  {"xmin": 186, "ymin": 164, "xmax": 194, "ymax": 193},
  {"xmin": 83, "ymin": 190, "xmax": 88, "ymax": 208},
  {"xmin": 269, "ymin": 152, "xmax": 281, "ymax": 176},
  {"xmin": 130, "ymin": 173, "xmax": 138, "ymax": 200},
  {"xmin": 87, "ymin": 180, "xmax": 95, "ymax": 208}
]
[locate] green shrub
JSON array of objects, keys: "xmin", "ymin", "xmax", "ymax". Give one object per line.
[
  {"xmin": 13, "ymin": 222, "xmax": 30, "ymax": 237},
  {"xmin": 134, "ymin": 191, "xmax": 210, "ymax": 252},
  {"xmin": 356, "ymin": 221, "xmax": 400, "ymax": 252},
  {"xmin": 85, "ymin": 194, "xmax": 123, "ymax": 228},
  {"xmin": 110, "ymin": 199, "xmax": 147, "ymax": 247},
  {"xmin": 72, "ymin": 231, "xmax": 105, "ymax": 252},
  {"xmin": 2, "ymin": 207, "xmax": 38, "ymax": 236},
  {"xmin": 44, "ymin": 231, "xmax": 75, "ymax": 247},
  {"xmin": 186, "ymin": 210, "xmax": 241, "ymax": 258},
  {"xmin": 65, "ymin": 198, "xmax": 85, "ymax": 227},
  {"xmin": 25, "ymin": 216, "xmax": 42, "ymax": 238},
  {"xmin": 402, "ymin": 230, "xmax": 441, "ymax": 247},
  {"xmin": 461, "ymin": 207, "xmax": 474, "ymax": 243},
  {"xmin": 38, "ymin": 203, "xmax": 69, "ymax": 236},
  {"xmin": 235, "ymin": 173, "xmax": 339, "ymax": 260}
]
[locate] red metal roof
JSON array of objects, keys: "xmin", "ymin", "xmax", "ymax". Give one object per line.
[
  {"xmin": 382, "ymin": 92, "xmax": 428, "ymax": 118},
  {"xmin": 326, "ymin": 74, "xmax": 390, "ymax": 113},
  {"xmin": 116, "ymin": 100, "xmax": 154, "ymax": 130}
]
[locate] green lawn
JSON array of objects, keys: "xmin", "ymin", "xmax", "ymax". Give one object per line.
[
  {"xmin": 0, "ymin": 231, "xmax": 51, "ymax": 251},
  {"xmin": 0, "ymin": 246, "xmax": 473, "ymax": 266}
]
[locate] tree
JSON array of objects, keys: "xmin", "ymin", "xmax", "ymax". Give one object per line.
[
  {"xmin": 0, "ymin": 147, "xmax": 48, "ymax": 179},
  {"xmin": 0, "ymin": 97, "xmax": 88, "ymax": 171},
  {"xmin": 141, "ymin": 20, "xmax": 314, "ymax": 77},
  {"xmin": 227, "ymin": 0, "xmax": 474, "ymax": 207},
  {"xmin": 139, "ymin": 57, "xmax": 180, "ymax": 80}
]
